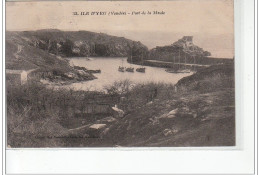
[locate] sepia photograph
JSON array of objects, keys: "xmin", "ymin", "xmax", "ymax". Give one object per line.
[{"xmin": 6, "ymin": 0, "xmax": 235, "ymax": 147}]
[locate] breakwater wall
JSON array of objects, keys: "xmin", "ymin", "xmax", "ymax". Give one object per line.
[{"xmin": 143, "ymin": 60, "xmax": 210, "ymax": 70}]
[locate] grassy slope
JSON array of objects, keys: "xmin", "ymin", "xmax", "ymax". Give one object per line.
[
  {"xmin": 6, "ymin": 39, "xmax": 67, "ymax": 70},
  {"xmin": 6, "ymin": 31, "xmax": 68, "ymax": 70},
  {"xmin": 6, "ymin": 32, "xmax": 96, "ymax": 82},
  {"xmin": 99, "ymin": 64, "xmax": 235, "ymax": 147}
]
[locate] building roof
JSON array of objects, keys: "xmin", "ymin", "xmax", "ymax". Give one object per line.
[{"xmin": 6, "ymin": 69, "xmax": 23, "ymax": 74}]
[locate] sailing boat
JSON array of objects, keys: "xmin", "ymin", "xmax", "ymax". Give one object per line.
[
  {"xmin": 165, "ymin": 48, "xmax": 190, "ymax": 73},
  {"xmin": 125, "ymin": 48, "xmax": 134, "ymax": 72},
  {"xmin": 179, "ymin": 50, "xmax": 191, "ymax": 73},
  {"xmin": 136, "ymin": 52, "xmax": 146, "ymax": 73},
  {"xmin": 165, "ymin": 49, "xmax": 179, "ymax": 73},
  {"xmin": 118, "ymin": 57, "xmax": 125, "ymax": 72}
]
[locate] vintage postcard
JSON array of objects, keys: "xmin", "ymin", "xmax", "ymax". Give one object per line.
[{"xmin": 6, "ymin": 0, "xmax": 235, "ymax": 147}]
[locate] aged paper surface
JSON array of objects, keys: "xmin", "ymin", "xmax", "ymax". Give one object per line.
[{"xmin": 6, "ymin": 0, "xmax": 235, "ymax": 147}]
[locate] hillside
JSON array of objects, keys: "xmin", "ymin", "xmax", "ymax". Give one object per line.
[
  {"xmin": 6, "ymin": 29, "xmax": 148, "ymax": 83},
  {"xmin": 6, "ymin": 35, "xmax": 96, "ymax": 83}
]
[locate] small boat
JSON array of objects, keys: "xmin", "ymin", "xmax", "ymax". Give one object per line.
[
  {"xmin": 118, "ymin": 57, "xmax": 125, "ymax": 72},
  {"xmin": 165, "ymin": 48, "xmax": 191, "ymax": 74},
  {"xmin": 125, "ymin": 50, "xmax": 135, "ymax": 73},
  {"xmin": 118, "ymin": 66, "xmax": 125, "ymax": 72},
  {"xmin": 136, "ymin": 67, "xmax": 146, "ymax": 73},
  {"xmin": 88, "ymin": 69, "xmax": 101, "ymax": 73},
  {"xmin": 126, "ymin": 67, "xmax": 134, "ymax": 72},
  {"xmin": 136, "ymin": 52, "xmax": 146, "ymax": 73}
]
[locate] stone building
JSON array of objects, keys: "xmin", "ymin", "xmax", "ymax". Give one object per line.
[
  {"xmin": 6, "ymin": 69, "xmax": 28, "ymax": 85},
  {"xmin": 182, "ymin": 36, "xmax": 193, "ymax": 48}
]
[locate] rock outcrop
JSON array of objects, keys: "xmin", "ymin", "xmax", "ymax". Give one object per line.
[{"xmin": 148, "ymin": 36, "xmax": 211, "ymax": 64}]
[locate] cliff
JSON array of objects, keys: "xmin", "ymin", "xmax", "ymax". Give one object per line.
[{"xmin": 6, "ymin": 30, "xmax": 148, "ymax": 58}]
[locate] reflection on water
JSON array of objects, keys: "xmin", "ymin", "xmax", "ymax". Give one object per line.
[{"xmin": 68, "ymin": 57, "xmax": 193, "ymax": 91}]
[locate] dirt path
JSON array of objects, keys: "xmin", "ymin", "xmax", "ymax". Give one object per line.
[{"xmin": 14, "ymin": 44, "xmax": 22, "ymax": 59}]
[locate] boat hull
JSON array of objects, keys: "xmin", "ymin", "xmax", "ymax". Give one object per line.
[
  {"xmin": 118, "ymin": 66, "xmax": 125, "ymax": 72},
  {"xmin": 126, "ymin": 67, "xmax": 134, "ymax": 72},
  {"xmin": 136, "ymin": 68, "xmax": 146, "ymax": 73}
]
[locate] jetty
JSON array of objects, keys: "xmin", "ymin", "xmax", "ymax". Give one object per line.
[{"xmin": 144, "ymin": 60, "xmax": 210, "ymax": 70}]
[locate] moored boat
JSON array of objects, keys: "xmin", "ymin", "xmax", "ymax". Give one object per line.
[
  {"xmin": 136, "ymin": 52, "xmax": 146, "ymax": 73},
  {"xmin": 88, "ymin": 69, "xmax": 101, "ymax": 73},
  {"xmin": 125, "ymin": 49, "xmax": 135, "ymax": 73},
  {"xmin": 165, "ymin": 48, "xmax": 191, "ymax": 74},
  {"xmin": 118, "ymin": 66, "xmax": 125, "ymax": 72},
  {"xmin": 136, "ymin": 67, "xmax": 145, "ymax": 73},
  {"xmin": 125, "ymin": 67, "xmax": 134, "ymax": 72}
]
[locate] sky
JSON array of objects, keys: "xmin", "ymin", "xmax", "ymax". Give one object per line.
[{"xmin": 6, "ymin": 0, "xmax": 234, "ymax": 58}]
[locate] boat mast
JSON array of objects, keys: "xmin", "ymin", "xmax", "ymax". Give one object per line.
[
  {"xmin": 178, "ymin": 48, "xmax": 181, "ymax": 70},
  {"xmin": 141, "ymin": 51, "xmax": 143, "ymax": 67},
  {"xmin": 184, "ymin": 51, "xmax": 187, "ymax": 69},
  {"xmin": 173, "ymin": 53, "xmax": 175, "ymax": 69},
  {"xmin": 192, "ymin": 45, "xmax": 195, "ymax": 64},
  {"xmin": 130, "ymin": 47, "xmax": 133, "ymax": 63}
]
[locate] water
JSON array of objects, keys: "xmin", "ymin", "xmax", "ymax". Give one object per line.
[{"xmin": 68, "ymin": 57, "xmax": 193, "ymax": 91}]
